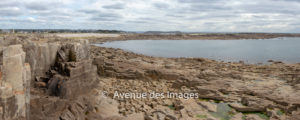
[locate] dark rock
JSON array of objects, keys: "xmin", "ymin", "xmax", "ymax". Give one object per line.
[{"xmin": 47, "ymin": 75, "xmax": 65, "ymax": 96}]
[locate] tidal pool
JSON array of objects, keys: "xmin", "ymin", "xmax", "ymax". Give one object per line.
[{"xmin": 96, "ymin": 37, "xmax": 300, "ymax": 63}]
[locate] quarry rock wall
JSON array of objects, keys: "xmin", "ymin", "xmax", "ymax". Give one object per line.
[
  {"xmin": 0, "ymin": 45, "xmax": 31, "ymax": 120},
  {"xmin": 23, "ymin": 42, "xmax": 61, "ymax": 86},
  {"xmin": 0, "ymin": 38, "xmax": 98, "ymax": 120}
]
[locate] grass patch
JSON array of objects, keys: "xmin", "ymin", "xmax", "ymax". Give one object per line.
[
  {"xmin": 276, "ymin": 109, "xmax": 285, "ymax": 116},
  {"xmin": 256, "ymin": 113, "xmax": 269, "ymax": 120},
  {"xmin": 242, "ymin": 112, "xmax": 270, "ymax": 120},
  {"xmin": 199, "ymin": 98, "xmax": 221, "ymax": 103},
  {"xmin": 214, "ymin": 99, "xmax": 222, "ymax": 103},
  {"xmin": 168, "ymin": 105, "xmax": 175, "ymax": 110},
  {"xmin": 85, "ymin": 111, "xmax": 89, "ymax": 115},
  {"xmin": 242, "ymin": 115, "xmax": 247, "ymax": 120},
  {"xmin": 209, "ymin": 103, "xmax": 234, "ymax": 120},
  {"xmin": 199, "ymin": 98, "xmax": 210, "ymax": 102},
  {"xmin": 196, "ymin": 114, "xmax": 208, "ymax": 119}
]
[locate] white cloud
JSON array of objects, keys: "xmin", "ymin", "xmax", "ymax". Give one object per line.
[{"xmin": 0, "ymin": 0, "xmax": 299, "ymax": 32}]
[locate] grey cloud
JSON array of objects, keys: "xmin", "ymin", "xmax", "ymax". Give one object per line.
[
  {"xmin": 189, "ymin": 4, "xmax": 231, "ymax": 11},
  {"xmin": 289, "ymin": 22, "xmax": 300, "ymax": 26},
  {"xmin": 79, "ymin": 9, "xmax": 100, "ymax": 14},
  {"xmin": 127, "ymin": 20, "xmax": 149, "ymax": 24},
  {"xmin": 274, "ymin": 0, "xmax": 300, "ymax": 2},
  {"xmin": 79, "ymin": 9, "xmax": 122, "ymax": 21},
  {"xmin": 29, "ymin": 9, "xmax": 75, "ymax": 18},
  {"xmin": 136, "ymin": 17, "xmax": 174, "ymax": 24},
  {"xmin": 126, "ymin": 17, "xmax": 171, "ymax": 25},
  {"xmin": 44, "ymin": 16, "xmax": 73, "ymax": 22},
  {"xmin": 177, "ymin": 0, "xmax": 299, "ymax": 15},
  {"xmin": 29, "ymin": 10, "xmax": 53, "ymax": 16},
  {"xmin": 167, "ymin": 0, "xmax": 231, "ymax": 15},
  {"xmin": 236, "ymin": 2, "xmax": 300, "ymax": 15},
  {"xmin": 102, "ymin": 3, "xmax": 125, "ymax": 9},
  {"xmin": 26, "ymin": 3, "xmax": 50, "ymax": 11},
  {"xmin": 0, "ymin": 7, "xmax": 23, "ymax": 16},
  {"xmin": 165, "ymin": 14, "xmax": 185, "ymax": 18},
  {"xmin": 25, "ymin": 1, "xmax": 63, "ymax": 11},
  {"xmin": 153, "ymin": 3, "xmax": 169, "ymax": 9},
  {"xmin": 0, "ymin": 17, "xmax": 35, "ymax": 23},
  {"xmin": 90, "ymin": 12, "xmax": 122, "ymax": 21},
  {"xmin": 189, "ymin": 13, "xmax": 238, "ymax": 20},
  {"xmin": 0, "ymin": 2, "xmax": 19, "ymax": 8},
  {"xmin": 177, "ymin": 0, "xmax": 223, "ymax": 4}
]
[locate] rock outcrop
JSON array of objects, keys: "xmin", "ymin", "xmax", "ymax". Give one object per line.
[
  {"xmin": 47, "ymin": 41, "xmax": 97, "ymax": 99},
  {"xmin": 0, "ymin": 36, "xmax": 127, "ymax": 120},
  {"xmin": 29, "ymin": 40, "xmax": 104, "ymax": 119},
  {"xmin": 0, "ymin": 36, "xmax": 107, "ymax": 120},
  {"xmin": 0, "ymin": 45, "xmax": 31, "ymax": 120}
]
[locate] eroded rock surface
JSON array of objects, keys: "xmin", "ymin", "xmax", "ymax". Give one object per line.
[
  {"xmin": 90, "ymin": 45, "xmax": 300, "ymax": 120},
  {"xmin": 29, "ymin": 40, "xmax": 105, "ymax": 119},
  {"xmin": 0, "ymin": 45, "xmax": 31, "ymax": 120}
]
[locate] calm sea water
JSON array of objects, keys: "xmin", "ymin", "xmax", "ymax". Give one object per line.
[{"xmin": 96, "ymin": 37, "xmax": 300, "ymax": 63}]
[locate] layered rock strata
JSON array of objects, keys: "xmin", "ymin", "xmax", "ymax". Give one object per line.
[{"xmin": 29, "ymin": 40, "xmax": 101, "ymax": 119}]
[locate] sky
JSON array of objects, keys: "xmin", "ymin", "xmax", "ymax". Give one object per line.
[{"xmin": 0, "ymin": 0, "xmax": 300, "ymax": 32}]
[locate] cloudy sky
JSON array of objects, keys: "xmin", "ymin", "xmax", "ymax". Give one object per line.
[{"xmin": 0, "ymin": 0, "xmax": 300, "ymax": 32}]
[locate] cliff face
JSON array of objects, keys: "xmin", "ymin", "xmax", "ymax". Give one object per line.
[
  {"xmin": 0, "ymin": 36, "xmax": 105, "ymax": 120},
  {"xmin": 29, "ymin": 40, "xmax": 101, "ymax": 120},
  {"xmin": 23, "ymin": 42, "xmax": 61, "ymax": 86},
  {"xmin": 0, "ymin": 45, "xmax": 31, "ymax": 120}
]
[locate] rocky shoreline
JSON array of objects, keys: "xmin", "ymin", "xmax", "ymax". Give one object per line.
[
  {"xmin": 86, "ymin": 33, "xmax": 300, "ymax": 44},
  {"xmin": 0, "ymin": 33, "xmax": 300, "ymax": 120},
  {"xmin": 90, "ymin": 45, "xmax": 300, "ymax": 120}
]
